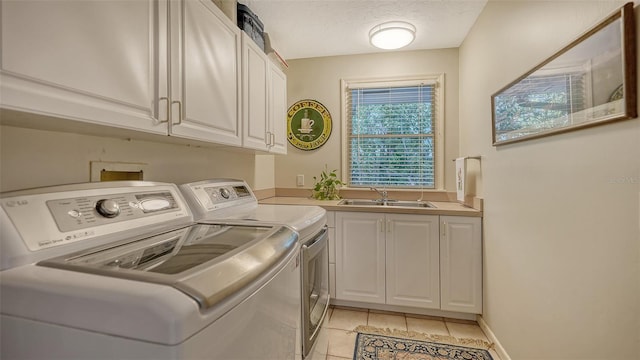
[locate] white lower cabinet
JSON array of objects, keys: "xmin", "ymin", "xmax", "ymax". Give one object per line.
[
  {"xmin": 335, "ymin": 212, "xmax": 386, "ymax": 304},
  {"xmin": 335, "ymin": 212, "xmax": 482, "ymax": 314},
  {"xmin": 440, "ymin": 216, "xmax": 482, "ymax": 313},
  {"xmin": 335, "ymin": 212, "xmax": 440, "ymax": 309},
  {"xmin": 386, "ymin": 214, "xmax": 440, "ymax": 308}
]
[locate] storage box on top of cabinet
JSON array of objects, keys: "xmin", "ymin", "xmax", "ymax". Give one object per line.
[{"xmin": 237, "ymin": 3, "xmax": 265, "ymax": 51}]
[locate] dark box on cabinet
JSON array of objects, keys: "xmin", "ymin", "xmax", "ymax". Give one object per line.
[{"xmin": 237, "ymin": 3, "xmax": 265, "ymax": 51}]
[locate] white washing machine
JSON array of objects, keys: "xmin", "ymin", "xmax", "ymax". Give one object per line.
[
  {"xmin": 0, "ymin": 181, "xmax": 301, "ymax": 359},
  {"xmin": 179, "ymin": 179, "xmax": 330, "ymax": 360}
]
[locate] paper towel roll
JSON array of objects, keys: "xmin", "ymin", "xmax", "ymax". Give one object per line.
[{"xmin": 455, "ymin": 157, "xmax": 466, "ymax": 202}]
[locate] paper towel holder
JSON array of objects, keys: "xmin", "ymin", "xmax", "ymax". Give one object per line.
[{"xmin": 452, "ymin": 156, "xmax": 481, "ymax": 162}]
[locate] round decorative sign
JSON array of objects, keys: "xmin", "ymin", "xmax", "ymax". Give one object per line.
[{"xmin": 287, "ymin": 99, "xmax": 332, "ymax": 151}]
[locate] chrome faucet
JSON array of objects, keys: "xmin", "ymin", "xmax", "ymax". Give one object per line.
[{"xmin": 370, "ymin": 187, "xmax": 388, "ymax": 203}]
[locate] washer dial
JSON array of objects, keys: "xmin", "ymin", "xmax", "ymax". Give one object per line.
[{"xmin": 95, "ymin": 199, "xmax": 121, "ymax": 218}]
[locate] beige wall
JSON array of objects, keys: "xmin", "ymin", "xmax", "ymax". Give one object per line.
[
  {"xmin": 459, "ymin": 1, "xmax": 639, "ymax": 358},
  {"xmin": 0, "ymin": 125, "xmax": 259, "ymax": 192},
  {"xmin": 2, "ymin": 4, "xmax": 639, "ymax": 358},
  {"xmin": 277, "ymin": 49, "xmax": 460, "ymax": 192}
]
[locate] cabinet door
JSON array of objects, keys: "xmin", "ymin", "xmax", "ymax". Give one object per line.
[
  {"xmin": 168, "ymin": 0, "xmax": 242, "ymax": 146},
  {"xmin": 242, "ymin": 33, "xmax": 269, "ymax": 151},
  {"xmin": 268, "ymin": 63, "xmax": 288, "ymax": 154},
  {"xmin": 386, "ymin": 214, "xmax": 440, "ymax": 309},
  {"xmin": 440, "ymin": 216, "xmax": 482, "ymax": 313},
  {"xmin": 335, "ymin": 212, "xmax": 385, "ymax": 304},
  {"xmin": 0, "ymin": 0, "xmax": 164, "ymax": 134}
]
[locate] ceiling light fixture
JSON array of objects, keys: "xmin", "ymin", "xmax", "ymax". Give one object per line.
[{"xmin": 369, "ymin": 21, "xmax": 416, "ymax": 50}]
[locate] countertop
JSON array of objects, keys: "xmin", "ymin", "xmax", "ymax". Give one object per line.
[{"xmin": 259, "ymin": 197, "xmax": 482, "ymax": 217}]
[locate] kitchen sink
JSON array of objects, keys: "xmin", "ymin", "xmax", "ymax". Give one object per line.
[{"xmin": 338, "ymin": 199, "xmax": 436, "ymax": 208}]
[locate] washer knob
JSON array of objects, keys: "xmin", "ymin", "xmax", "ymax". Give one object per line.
[
  {"xmin": 96, "ymin": 199, "xmax": 121, "ymax": 218},
  {"xmin": 219, "ymin": 188, "xmax": 230, "ymax": 199}
]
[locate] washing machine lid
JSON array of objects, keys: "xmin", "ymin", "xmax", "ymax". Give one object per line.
[{"xmin": 39, "ymin": 223, "xmax": 298, "ymax": 310}]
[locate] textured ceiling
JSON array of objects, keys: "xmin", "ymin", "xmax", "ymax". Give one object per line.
[{"xmin": 241, "ymin": 0, "xmax": 488, "ymax": 60}]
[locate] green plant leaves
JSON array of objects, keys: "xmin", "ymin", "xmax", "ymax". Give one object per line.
[{"xmin": 311, "ymin": 167, "xmax": 344, "ymax": 200}]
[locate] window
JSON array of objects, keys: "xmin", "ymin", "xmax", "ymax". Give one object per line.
[{"xmin": 342, "ymin": 76, "xmax": 443, "ymax": 189}]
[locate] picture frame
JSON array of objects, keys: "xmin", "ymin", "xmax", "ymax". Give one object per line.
[{"xmin": 491, "ymin": 2, "xmax": 636, "ymax": 146}]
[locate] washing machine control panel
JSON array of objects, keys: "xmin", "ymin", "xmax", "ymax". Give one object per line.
[
  {"xmin": 0, "ymin": 183, "xmax": 191, "ymax": 254},
  {"xmin": 46, "ymin": 191, "xmax": 179, "ymax": 232}
]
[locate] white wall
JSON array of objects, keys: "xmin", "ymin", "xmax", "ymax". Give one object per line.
[
  {"xmin": 0, "ymin": 125, "xmax": 258, "ymax": 192},
  {"xmin": 277, "ymin": 49, "xmax": 460, "ymax": 191},
  {"xmin": 459, "ymin": 1, "xmax": 639, "ymax": 358}
]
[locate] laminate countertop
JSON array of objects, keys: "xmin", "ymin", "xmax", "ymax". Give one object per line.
[{"xmin": 259, "ymin": 197, "xmax": 482, "ymax": 217}]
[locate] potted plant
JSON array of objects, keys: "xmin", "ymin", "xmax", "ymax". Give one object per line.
[{"xmin": 311, "ymin": 167, "xmax": 344, "ymax": 200}]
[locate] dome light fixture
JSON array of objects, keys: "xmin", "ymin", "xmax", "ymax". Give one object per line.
[{"xmin": 369, "ymin": 21, "xmax": 416, "ymax": 50}]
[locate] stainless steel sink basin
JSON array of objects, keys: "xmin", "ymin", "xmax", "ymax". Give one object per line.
[
  {"xmin": 391, "ymin": 201, "xmax": 436, "ymax": 208},
  {"xmin": 338, "ymin": 199, "xmax": 435, "ymax": 208}
]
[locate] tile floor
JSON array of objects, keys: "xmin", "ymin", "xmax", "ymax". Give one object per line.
[{"xmin": 324, "ymin": 306, "xmax": 501, "ymax": 360}]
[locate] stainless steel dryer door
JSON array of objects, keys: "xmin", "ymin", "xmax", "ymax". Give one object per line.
[
  {"xmin": 40, "ymin": 224, "xmax": 298, "ymax": 309},
  {"xmin": 301, "ymin": 225, "xmax": 330, "ymax": 357}
]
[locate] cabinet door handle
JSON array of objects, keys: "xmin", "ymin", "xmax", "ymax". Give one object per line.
[
  {"xmin": 270, "ymin": 132, "xmax": 275, "ymax": 147},
  {"xmin": 171, "ymin": 100, "xmax": 183, "ymax": 125},
  {"xmin": 442, "ymin": 221, "xmax": 447, "ymax": 237},
  {"xmin": 387, "ymin": 219, "xmax": 392, "ymax": 233},
  {"xmin": 378, "ymin": 219, "xmax": 384, "ymax": 233},
  {"xmin": 158, "ymin": 97, "xmax": 170, "ymax": 124},
  {"xmin": 266, "ymin": 131, "xmax": 272, "ymax": 146}
]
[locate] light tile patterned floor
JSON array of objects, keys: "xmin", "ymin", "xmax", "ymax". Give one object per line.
[{"xmin": 324, "ymin": 306, "xmax": 500, "ymax": 360}]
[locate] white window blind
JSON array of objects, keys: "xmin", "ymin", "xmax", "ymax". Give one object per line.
[{"xmin": 344, "ymin": 79, "xmax": 439, "ymax": 189}]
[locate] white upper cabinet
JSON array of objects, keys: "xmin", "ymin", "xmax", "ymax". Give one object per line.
[
  {"xmin": 0, "ymin": 0, "xmax": 164, "ymax": 134},
  {"xmin": 268, "ymin": 62, "xmax": 288, "ymax": 154},
  {"xmin": 241, "ymin": 34, "xmax": 270, "ymax": 151},
  {"xmin": 241, "ymin": 33, "xmax": 288, "ymax": 154},
  {"xmin": 168, "ymin": 0, "xmax": 242, "ymax": 146},
  {"xmin": 1, "ymin": 0, "xmax": 242, "ymax": 146}
]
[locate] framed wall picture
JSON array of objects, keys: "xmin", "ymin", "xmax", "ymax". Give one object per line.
[
  {"xmin": 491, "ymin": 2, "xmax": 636, "ymax": 146},
  {"xmin": 287, "ymin": 99, "xmax": 333, "ymax": 150}
]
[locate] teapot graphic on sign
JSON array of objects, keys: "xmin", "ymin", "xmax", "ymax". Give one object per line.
[{"xmin": 298, "ymin": 110, "xmax": 314, "ymax": 134}]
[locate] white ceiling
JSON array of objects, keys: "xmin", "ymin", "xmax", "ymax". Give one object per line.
[{"xmin": 241, "ymin": 0, "xmax": 488, "ymax": 60}]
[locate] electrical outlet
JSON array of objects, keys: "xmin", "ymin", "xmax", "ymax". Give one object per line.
[{"xmin": 296, "ymin": 174, "xmax": 304, "ymax": 186}]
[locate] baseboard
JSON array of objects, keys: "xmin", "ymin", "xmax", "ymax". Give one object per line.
[
  {"xmin": 331, "ymin": 298, "xmax": 477, "ymax": 321},
  {"xmin": 476, "ymin": 316, "xmax": 511, "ymax": 360}
]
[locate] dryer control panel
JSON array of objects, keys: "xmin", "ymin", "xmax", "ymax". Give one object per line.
[{"xmin": 179, "ymin": 179, "xmax": 257, "ymax": 219}]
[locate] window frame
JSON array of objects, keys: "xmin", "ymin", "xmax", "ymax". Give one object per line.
[{"xmin": 340, "ymin": 74, "xmax": 445, "ymax": 191}]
